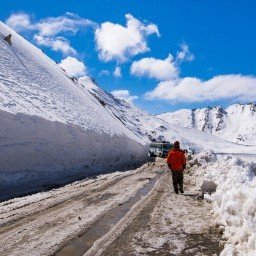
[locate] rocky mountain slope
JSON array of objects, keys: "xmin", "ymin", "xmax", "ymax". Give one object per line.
[
  {"xmin": 77, "ymin": 76, "xmax": 256, "ymax": 155},
  {"xmin": 157, "ymin": 104, "xmax": 256, "ymax": 145}
]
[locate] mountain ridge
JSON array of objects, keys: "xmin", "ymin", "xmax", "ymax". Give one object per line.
[{"xmin": 157, "ymin": 103, "xmax": 256, "ymax": 145}]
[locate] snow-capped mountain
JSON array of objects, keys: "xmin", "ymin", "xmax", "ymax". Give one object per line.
[
  {"xmin": 77, "ymin": 77, "xmax": 256, "ymax": 156},
  {"xmin": 157, "ymin": 104, "xmax": 256, "ymax": 145}
]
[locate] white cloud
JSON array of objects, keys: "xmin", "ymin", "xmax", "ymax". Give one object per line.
[
  {"xmin": 6, "ymin": 13, "xmax": 32, "ymax": 31},
  {"xmin": 130, "ymin": 54, "xmax": 178, "ymax": 80},
  {"xmin": 34, "ymin": 35, "xmax": 76, "ymax": 55},
  {"xmin": 36, "ymin": 13, "xmax": 95, "ymax": 37},
  {"xmin": 95, "ymin": 13, "xmax": 160, "ymax": 62},
  {"xmin": 176, "ymin": 43, "xmax": 194, "ymax": 62},
  {"xmin": 111, "ymin": 89, "xmax": 138, "ymax": 104},
  {"xmin": 145, "ymin": 74, "xmax": 256, "ymax": 103},
  {"xmin": 58, "ymin": 56, "xmax": 86, "ymax": 77},
  {"xmin": 6, "ymin": 12, "xmax": 95, "ymax": 55},
  {"xmin": 113, "ymin": 67, "xmax": 122, "ymax": 77},
  {"xmin": 99, "ymin": 70, "xmax": 110, "ymax": 76}
]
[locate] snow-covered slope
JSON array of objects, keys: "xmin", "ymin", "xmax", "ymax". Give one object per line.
[
  {"xmin": 78, "ymin": 76, "xmax": 170, "ymax": 143},
  {"xmin": 0, "ymin": 21, "xmax": 147, "ymax": 192},
  {"xmin": 78, "ymin": 76, "xmax": 256, "ymax": 155},
  {"xmin": 158, "ymin": 104, "xmax": 256, "ymax": 145}
]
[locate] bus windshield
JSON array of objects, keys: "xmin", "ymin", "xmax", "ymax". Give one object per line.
[{"xmin": 163, "ymin": 144, "xmax": 172, "ymax": 150}]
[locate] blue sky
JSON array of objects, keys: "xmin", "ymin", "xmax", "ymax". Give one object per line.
[{"xmin": 1, "ymin": 0, "xmax": 256, "ymax": 114}]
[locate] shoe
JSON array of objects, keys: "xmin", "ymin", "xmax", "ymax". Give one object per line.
[
  {"xmin": 174, "ymin": 189, "xmax": 179, "ymax": 194},
  {"xmin": 179, "ymin": 188, "xmax": 184, "ymax": 194}
]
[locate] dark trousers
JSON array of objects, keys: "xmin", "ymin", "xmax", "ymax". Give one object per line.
[{"xmin": 171, "ymin": 171, "xmax": 184, "ymax": 192}]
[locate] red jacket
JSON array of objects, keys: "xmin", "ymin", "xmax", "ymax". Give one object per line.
[{"xmin": 166, "ymin": 149, "xmax": 186, "ymax": 171}]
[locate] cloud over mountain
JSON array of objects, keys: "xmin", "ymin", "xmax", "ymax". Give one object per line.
[
  {"xmin": 111, "ymin": 89, "xmax": 138, "ymax": 104},
  {"xmin": 130, "ymin": 54, "xmax": 178, "ymax": 80},
  {"xmin": 58, "ymin": 56, "xmax": 86, "ymax": 77},
  {"xmin": 95, "ymin": 14, "xmax": 160, "ymax": 62},
  {"xmin": 145, "ymin": 74, "xmax": 256, "ymax": 103},
  {"xmin": 6, "ymin": 12, "xmax": 95, "ymax": 55}
]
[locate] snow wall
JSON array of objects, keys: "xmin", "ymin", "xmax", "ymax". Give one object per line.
[{"xmin": 0, "ymin": 110, "xmax": 149, "ymax": 200}]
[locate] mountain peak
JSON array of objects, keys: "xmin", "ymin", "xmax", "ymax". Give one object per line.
[{"xmin": 157, "ymin": 103, "xmax": 256, "ymax": 145}]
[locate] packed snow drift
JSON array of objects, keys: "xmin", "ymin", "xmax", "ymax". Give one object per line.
[
  {"xmin": 0, "ymin": 21, "xmax": 148, "ymax": 195},
  {"xmin": 189, "ymin": 152, "xmax": 256, "ymax": 256}
]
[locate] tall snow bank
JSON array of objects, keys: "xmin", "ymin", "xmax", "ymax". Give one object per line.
[
  {"xmin": 189, "ymin": 153, "xmax": 256, "ymax": 255},
  {"xmin": 0, "ymin": 110, "xmax": 148, "ymax": 200},
  {"xmin": 0, "ymin": 22, "xmax": 148, "ymax": 199}
]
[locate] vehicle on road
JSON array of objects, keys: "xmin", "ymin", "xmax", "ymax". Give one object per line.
[{"xmin": 148, "ymin": 142, "xmax": 173, "ymax": 158}]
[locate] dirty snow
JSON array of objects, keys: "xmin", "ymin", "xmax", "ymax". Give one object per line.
[
  {"xmin": 0, "ymin": 163, "xmax": 158, "ymax": 256},
  {"xmin": 130, "ymin": 164, "xmax": 220, "ymax": 255},
  {"xmin": 189, "ymin": 152, "xmax": 256, "ymax": 255}
]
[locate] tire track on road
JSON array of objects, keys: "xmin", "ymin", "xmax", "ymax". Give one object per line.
[
  {"xmin": 100, "ymin": 167, "xmax": 221, "ymax": 256},
  {"xmin": 0, "ymin": 162, "xmax": 164, "ymax": 256},
  {"xmin": 96, "ymin": 172, "xmax": 169, "ymax": 256},
  {"xmin": 0, "ymin": 164, "xmax": 153, "ymax": 231},
  {"xmin": 55, "ymin": 174, "xmax": 163, "ymax": 256}
]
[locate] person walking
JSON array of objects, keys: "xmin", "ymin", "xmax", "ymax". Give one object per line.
[{"xmin": 167, "ymin": 141, "xmax": 186, "ymax": 194}]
